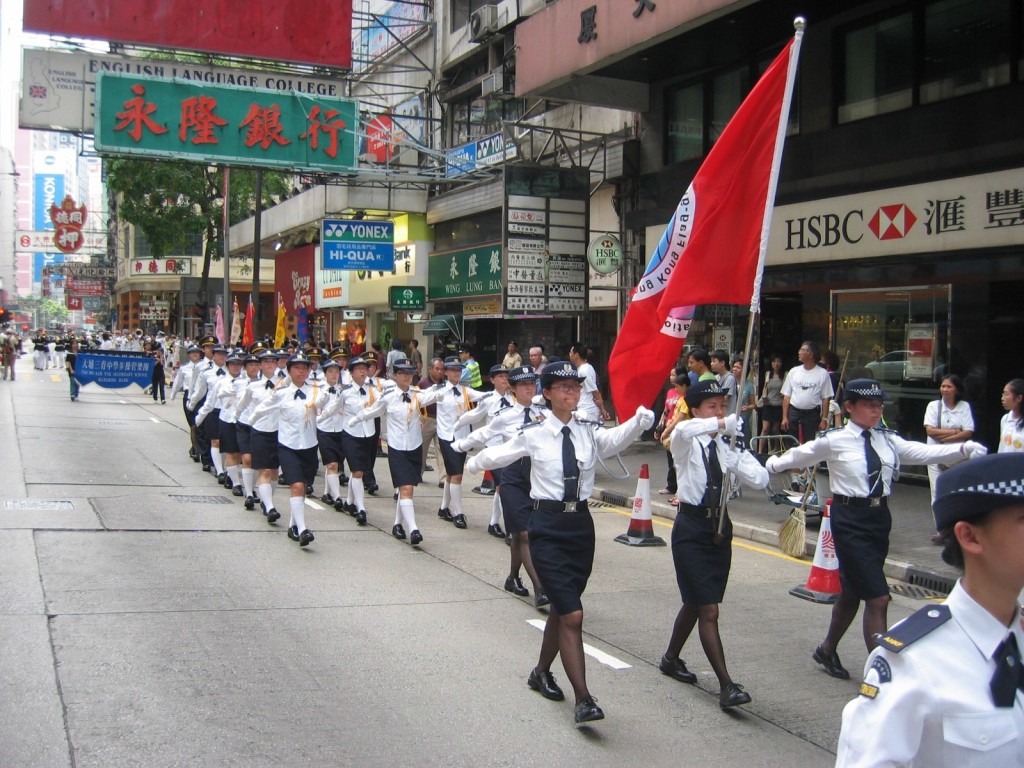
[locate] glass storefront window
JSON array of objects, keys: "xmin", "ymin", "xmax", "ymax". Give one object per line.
[
  {"xmin": 833, "ymin": 285, "xmax": 951, "ymax": 453},
  {"xmin": 839, "ymin": 13, "xmax": 913, "ymax": 123},
  {"xmin": 710, "ymin": 66, "xmax": 749, "ymax": 146},
  {"xmin": 921, "ymin": 0, "xmax": 1010, "ymax": 104},
  {"xmin": 666, "ymin": 82, "xmax": 704, "ymax": 162}
]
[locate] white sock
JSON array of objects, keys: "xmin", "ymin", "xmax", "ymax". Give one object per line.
[
  {"xmin": 227, "ymin": 463, "xmax": 240, "ymax": 486},
  {"xmin": 326, "ymin": 473, "xmax": 341, "ymax": 500},
  {"xmin": 257, "ymin": 482, "xmax": 275, "ymax": 511},
  {"xmin": 351, "ymin": 477, "xmax": 365, "ymax": 511},
  {"xmin": 241, "ymin": 467, "xmax": 254, "ymax": 497},
  {"xmin": 210, "ymin": 447, "xmax": 223, "ymax": 474},
  {"xmin": 441, "ymin": 480, "xmax": 451, "ymax": 510},
  {"xmin": 449, "ymin": 483, "xmax": 463, "ymax": 515},
  {"xmin": 399, "ymin": 498, "xmax": 418, "ymax": 532},
  {"xmin": 289, "ymin": 495, "xmax": 306, "ymax": 532},
  {"xmin": 394, "ymin": 498, "xmax": 403, "ymax": 526},
  {"xmin": 489, "ymin": 493, "xmax": 502, "ymax": 526}
]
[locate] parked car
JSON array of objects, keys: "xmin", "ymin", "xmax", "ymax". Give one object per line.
[{"xmin": 865, "ymin": 349, "xmax": 928, "ymax": 381}]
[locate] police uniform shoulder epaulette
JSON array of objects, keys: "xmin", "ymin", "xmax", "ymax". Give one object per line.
[
  {"xmin": 478, "ymin": 391, "xmax": 494, "ymax": 399},
  {"xmin": 517, "ymin": 420, "xmax": 545, "ymax": 432},
  {"xmin": 823, "ymin": 426, "xmax": 845, "ymax": 435},
  {"xmin": 876, "ymin": 426, "xmax": 900, "ymax": 436},
  {"xmin": 874, "ymin": 604, "xmax": 951, "ymax": 653},
  {"xmin": 340, "ymin": 383, "xmax": 353, "ymax": 391}
]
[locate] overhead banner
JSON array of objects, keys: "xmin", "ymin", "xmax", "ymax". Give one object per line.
[
  {"xmin": 17, "ymin": 229, "xmax": 107, "ymax": 253},
  {"xmin": 21, "ymin": 48, "xmax": 346, "ymax": 133},
  {"xmin": 321, "ymin": 219, "xmax": 395, "ymax": 270},
  {"xmin": 75, "ymin": 352, "xmax": 155, "ymax": 389},
  {"xmin": 95, "ymin": 73, "xmax": 359, "ymax": 173}
]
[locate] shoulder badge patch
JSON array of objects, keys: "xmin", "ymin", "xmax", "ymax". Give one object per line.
[
  {"xmin": 517, "ymin": 420, "xmax": 545, "ymax": 432},
  {"xmin": 870, "ymin": 656, "xmax": 892, "ymax": 683},
  {"xmin": 859, "ymin": 682, "xmax": 879, "ymax": 699},
  {"xmin": 875, "ymin": 604, "xmax": 951, "ymax": 653}
]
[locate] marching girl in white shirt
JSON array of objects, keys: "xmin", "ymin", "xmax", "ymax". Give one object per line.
[
  {"xmin": 196, "ymin": 352, "xmax": 246, "ymax": 492},
  {"xmin": 435, "ymin": 356, "xmax": 489, "ymax": 529},
  {"xmin": 232, "ymin": 353, "xmax": 264, "ymax": 506},
  {"xmin": 237, "ymin": 351, "xmax": 289, "ymax": 524},
  {"xmin": 337, "ymin": 357, "xmax": 384, "ymax": 525},
  {"xmin": 349, "ymin": 358, "xmax": 446, "ymax": 546},
  {"xmin": 315, "ymin": 359, "xmax": 348, "ymax": 509},
  {"xmin": 252, "ymin": 352, "xmax": 342, "ymax": 546}
]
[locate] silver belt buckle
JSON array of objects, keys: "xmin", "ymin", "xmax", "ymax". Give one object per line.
[
  {"xmin": 563, "ymin": 501, "xmax": 577, "ymax": 513},
  {"xmin": 868, "ymin": 497, "xmax": 882, "ymax": 507}
]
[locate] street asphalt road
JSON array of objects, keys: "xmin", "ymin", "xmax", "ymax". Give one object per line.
[{"xmin": 1, "ymin": 368, "xmax": 939, "ymax": 767}]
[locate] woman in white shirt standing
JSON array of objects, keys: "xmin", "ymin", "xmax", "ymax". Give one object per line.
[
  {"xmin": 998, "ymin": 378, "xmax": 1024, "ymax": 453},
  {"xmin": 923, "ymin": 374, "xmax": 974, "ymax": 505}
]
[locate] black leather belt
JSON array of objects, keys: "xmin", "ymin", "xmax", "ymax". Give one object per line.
[
  {"xmin": 833, "ymin": 494, "xmax": 887, "ymax": 508},
  {"xmin": 533, "ymin": 499, "xmax": 588, "ymax": 514},
  {"xmin": 677, "ymin": 502, "xmax": 717, "ymax": 518}
]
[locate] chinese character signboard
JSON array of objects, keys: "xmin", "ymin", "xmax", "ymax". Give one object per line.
[
  {"xmin": 321, "ymin": 219, "xmax": 395, "ymax": 270},
  {"xmin": 428, "ymin": 244, "xmax": 503, "ymax": 300},
  {"xmin": 49, "ymin": 195, "xmax": 87, "ymax": 254},
  {"xmin": 17, "ymin": 229, "xmax": 107, "ymax": 253},
  {"xmin": 95, "ymin": 73, "xmax": 359, "ymax": 173},
  {"xmin": 389, "ymin": 285, "xmax": 426, "ymax": 311},
  {"xmin": 76, "ymin": 352, "xmax": 156, "ymax": 389}
]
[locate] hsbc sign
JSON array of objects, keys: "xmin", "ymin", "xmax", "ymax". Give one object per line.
[{"xmin": 769, "ymin": 168, "xmax": 1024, "ymax": 265}]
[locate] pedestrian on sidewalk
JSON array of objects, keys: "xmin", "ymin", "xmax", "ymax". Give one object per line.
[
  {"xmin": 835, "ymin": 453, "xmax": 1024, "ymax": 767},
  {"xmin": 765, "ymin": 378, "xmax": 989, "ymax": 681},
  {"xmin": 151, "ymin": 348, "xmax": 166, "ymax": 403},
  {"xmin": 779, "ymin": 341, "xmax": 834, "ymax": 492},
  {"xmin": 65, "ymin": 338, "xmax": 80, "ymax": 401},
  {"xmin": 923, "ymin": 374, "xmax": 974, "ymax": 504},
  {"xmin": 659, "ymin": 380, "xmax": 769, "ymax": 709},
  {"xmin": 655, "ymin": 370, "xmax": 689, "ymax": 504},
  {"xmin": 466, "ymin": 361, "xmax": 654, "ymax": 725},
  {"xmin": 998, "ymin": 378, "xmax": 1024, "ymax": 453},
  {"xmin": 758, "ymin": 354, "xmax": 785, "ymax": 450}
]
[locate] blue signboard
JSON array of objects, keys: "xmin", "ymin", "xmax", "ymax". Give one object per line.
[
  {"xmin": 321, "ymin": 218, "xmax": 395, "ymax": 270},
  {"xmin": 34, "ymin": 173, "xmax": 65, "ymax": 285},
  {"xmin": 75, "ymin": 352, "xmax": 155, "ymax": 389}
]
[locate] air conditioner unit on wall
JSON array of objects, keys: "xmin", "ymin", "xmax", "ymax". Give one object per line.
[
  {"xmin": 481, "ymin": 70, "xmax": 511, "ymax": 98},
  {"xmin": 469, "ymin": 5, "xmax": 500, "ymax": 43}
]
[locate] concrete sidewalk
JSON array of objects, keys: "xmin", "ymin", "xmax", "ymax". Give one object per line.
[{"xmin": 590, "ymin": 439, "xmax": 958, "ymax": 592}]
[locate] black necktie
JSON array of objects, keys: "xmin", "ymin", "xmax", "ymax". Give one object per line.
[
  {"xmin": 265, "ymin": 381, "xmax": 274, "ymax": 390},
  {"xmin": 702, "ymin": 439, "xmax": 723, "ymax": 508},
  {"xmin": 329, "ymin": 386, "xmax": 336, "ymax": 394},
  {"xmin": 863, "ymin": 430, "xmax": 883, "ymax": 497},
  {"xmin": 294, "ymin": 390, "xmax": 306, "ymax": 400},
  {"xmin": 216, "ymin": 368, "xmax": 225, "ymax": 376},
  {"xmin": 500, "ymin": 396, "xmax": 510, "ymax": 408},
  {"xmin": 453, "ymin": 386, "xmax": 460, "ymax": 396},
  {"xmin": 402, "ymin": 392, "xmax": 411, "ymax": 403},
  {"xmin": 359, "ymin": 387, "xmax": 366, "ymax": 396},
  {"xmin": 523, "ymin": 407, "xmax": 532, "ymax": 425},
  {"xmin": 990, "ymin": 634, "xmax": 1023, "ymax": 707},
  {"xmin": 561, "ymin": 426, "xmax": 579, "ymax": 502}
]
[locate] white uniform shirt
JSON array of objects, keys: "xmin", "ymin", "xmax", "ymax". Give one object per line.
[
  {"xmin": 466, "ymin": 411, "xmax": 650, "ymax": 501},
  {"xmin": 169, "ymin": 359, "xmax": 197, "ymax": 400},
  {"xmin": 436, "ymin": 382, "xmax": 489, "ymax": 441},
  {"xmin": 339, "ymin": 381, "xmax": 387, "ymax": 438},
  {"xmin": 456, "ymin": 401, "xmax": 545, "ymax": 453},
  {"xmin": 454, "ymin": 389, "xmax": 513, "ymax": 446},
  {"xmin": 836, "ymin": 581, "xmax": 1024, "ymax": 767},
  {"xmin": 234, "ymin": 375, "xmax": 264, "ymax": 426},
  {"xmin": 315, "ymin": 384, "xmax": 347, "ymax": 433},
  {"xmin": 243, "ymin": 378, "xmax": 286, "ymax": 433},
  {"xmin": 999, "ymin": 412, "xmax": 1024, "ymax": 453},
  {"xmin": 669, "ymin": 415, "xmax": 768, "ymax": 505},
  {"xmin": 767, "ymin": 421, "xmax": 968, "ymax": 497},
  {"xmin": 253, "ymin": 382, "xmax": 338, "ymax": 450},
  {"xmin": 923, "ymin": 399, "xmax": 974, "ymax": 445},
  {"xmin": 780, "ymin": 364, "xmax": 834, "ymax": 410},
  {"xmin": 188, "ymin": 364, "xmax": 227, "ymax": 410},
  {"xmin": 350, "ymin": 385, "xmax": 445, "ymax": 450},
  {"xmin": 217, "ymin": 375, "xmax": 249, "ymax": 424}
]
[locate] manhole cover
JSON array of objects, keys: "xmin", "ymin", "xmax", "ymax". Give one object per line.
[
  {"xmin": 5, "ymin": 500, "xmax": 75, "ymax": 510},
  {"xmin": 890, "ymin": 582, "xmax": 947, "ymax": 600},
  {"xmin": 168, "ymin": 495, "xmax": 233, "ymax": 505}
]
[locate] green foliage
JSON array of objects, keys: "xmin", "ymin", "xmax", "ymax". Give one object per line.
[{"xmin": 41, "ymin": 297, "xmax": 68, "ymax": 323}]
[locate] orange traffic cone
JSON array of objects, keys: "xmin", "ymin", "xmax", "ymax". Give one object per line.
[
  {"xmin": 472, "ymin": 469, "xmax": 496, "ymax": 496},
  {"xmin": 789, "ymin": 499, "xmax": 841, "ymax": 604},
  {"xmin": 614, "ymin": 464, "xmax": 666, "ymax": 547}
]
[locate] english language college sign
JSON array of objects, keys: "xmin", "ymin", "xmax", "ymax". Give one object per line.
[{"xmin": 94, "ymin": 72, "xmax": 359, "ymax": 173}]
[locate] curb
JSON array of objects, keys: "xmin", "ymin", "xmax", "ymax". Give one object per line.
[{"xmin": 591, "ymin": 485, "xmax": 956, "ymax": 595}]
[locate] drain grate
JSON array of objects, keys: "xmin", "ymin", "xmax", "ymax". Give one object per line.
[
  {"xmin": 4, "ymin": 500, "xmax": 75, "ymax": 510},
  {"xmin": 905, "ymin": 567, "xmax": 955, "ymax": 596},
  {"xmin": 890, "ymin": 582, "xmax": 947, "ymax": 600},
  {"xmin": 168, "ymin": 495, "xmax": 233, "ymax": 505},
  {"xmin": 601, "ymin": 491, "xmax": 630, "ymax": 508}
]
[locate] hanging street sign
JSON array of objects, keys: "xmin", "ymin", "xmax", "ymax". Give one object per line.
[{"xmin": 320, "ymin": 219, "xmax": 395, "ymax": 270}]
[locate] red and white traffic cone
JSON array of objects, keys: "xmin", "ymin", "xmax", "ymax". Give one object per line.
[
  {"xmin": 614, "ymin": 464, "xmax": 666, "ymax": 547},
  {"xmin": 790, "ymin": 499, "xmax": 841, "ymax": 604},
  {"xmin": 472, "ymin": 469, "xmax": 496, "ymax": 495}
]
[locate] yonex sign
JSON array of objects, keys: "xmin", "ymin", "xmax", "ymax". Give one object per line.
[{"xmin": 321, "ymin": 218, "xmax": 395, "ymax": 270}]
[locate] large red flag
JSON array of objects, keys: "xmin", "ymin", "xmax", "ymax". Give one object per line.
[
  {"xmin": 608, "ymin": 30, "xmax": 801, "ymax": 419},
  {"xmin": 242, "ymin": 296, "xmax": 255, "ymax": 346}
]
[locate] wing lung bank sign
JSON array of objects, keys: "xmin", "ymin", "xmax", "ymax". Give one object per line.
[{"xmin": 76, "ymin": 352, "xmax": 155, "ymax": 389}]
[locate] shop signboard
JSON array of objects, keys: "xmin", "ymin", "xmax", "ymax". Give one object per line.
[
  {"xmin": 17, "ymin": 229, "xmax": 107, "ymax": 253},
  {"xmin": 389, "ymin": 285, "xmax": 426, "ymax": 311},
  {"xmin": 445, "ymin": 131, "xmax": 517, "ymax": 178},
  {"xmin": 321, "ymin": 219, "xmax": 395, "ymax": 270},
  {"xmin": 587, "ymin": 233, "xmax": 623, "ymax": 274},
  {"xmin": 95, "ymin": 73, "xmax": 359, "ymax": 173},
  {"xmin": 427, "ymin": 243, "xmax": 503, "ymax": 299}
]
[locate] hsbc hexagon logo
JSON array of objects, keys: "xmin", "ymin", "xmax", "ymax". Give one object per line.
[{"xmin": 868, "ymin": 204, "xmax": 918, "ymax": 240}]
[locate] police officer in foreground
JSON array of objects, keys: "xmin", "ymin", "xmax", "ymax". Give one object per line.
[{"xmin": 835, "ymin": 453, "xmax": 1024, "ymax": 766}]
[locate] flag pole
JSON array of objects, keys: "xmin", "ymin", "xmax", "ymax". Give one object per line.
[{"xmin": 715, "ymin": 17, "xmax": 806, "ymax": 544}]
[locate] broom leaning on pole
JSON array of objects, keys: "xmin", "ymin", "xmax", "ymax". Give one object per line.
[{"xmin": 777, "ymin": 348, "xmax": 850, "ymax": 557}]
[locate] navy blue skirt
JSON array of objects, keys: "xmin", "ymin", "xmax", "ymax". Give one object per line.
[
  {"xmin": 278, "ymin": 445, "xmax": 319, "ymax": 487},
  {"xmin": 388, "ymin": 447, "xmax": 422, "ymax": 487},
  {"xmin": 498, "ymin": 458, "xmax": 532, "ymax": 533},
  {"xmin": 235, "ymin": 422, "xmax": 252, "ymax": 455},
  {"xmin": 217, "ymin": 419, "xmax": 239, "ymax": 454},
  {"xmin": 317, "ymin": 429, "xmax": 345, "ymax": 466},
  {"xmin": 439, "ymin": 438, "xmax": 467, "ymax": 475},
  {"xmin": 671, "ymin": 505, "xmax": 733, "ymax": 606},
  {"xmin": 249, "ymin": 428, "xmax": 279, "ymax": 470},
  {"xmin": 528, "ymin": 504, "xmax": 595, "ymax": 615},
  {"xmin": 830, "ymin": 501, "xmax": 891, "ymax": 600},
  {"xmin": 203, "ymin": 408, "xmax": 221, "ymax": 441},
  {"xmin": 341, "ymin": 432, "xmax": 376, "ymax": 472}
]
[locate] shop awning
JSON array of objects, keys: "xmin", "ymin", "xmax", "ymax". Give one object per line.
[{"xmin": 423, "ymin": 314, "xmax": 462, "ymax": 338}]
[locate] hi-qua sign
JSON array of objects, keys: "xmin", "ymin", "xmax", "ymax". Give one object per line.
[{"xmin": 321, "ymin": 219, "xmax": 395, "ymax": 270}]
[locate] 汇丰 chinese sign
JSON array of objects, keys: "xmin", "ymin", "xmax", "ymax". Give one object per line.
[
  {"xmin": 95, "ymin": 73, "xmax": 359, "ymax": 173},
  {"xmin": 76, "ymin": 352, "xmax": 156, "ymax": 389}
]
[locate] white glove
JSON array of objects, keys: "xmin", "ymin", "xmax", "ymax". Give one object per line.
[
  {"xmin": 169, "ymin": 393, "xmax": 177, "ymax": 402},
  {"xmin": 531, "ymin": 394, "xmax": 546, "ymax": 406},
  {"xmin": 961, "ymin": 440, "xmax": 988, "ymax": 459},
  {"xmin": 722, "ymin": 413, "xmax": 739, "ymax": 436},
  {"xmin": 465, "ymin": 456, "xmax": 480, "ymax": 475},
  {"xmin": 195, "ymin": 412, "xmax": 206, "ymax": 426},
  {"xmin": 346, "ymin": 416, "xmax": 361, "ymax": 430},
  {"xmin": 765, "ymin": 455, "xmax": 781, "ymax": 473},
  {"xmin": 718, "ymin": 442, "xmax": 740, "ymax": 470},
  {"xmin": 452, "ymin": 440, "xmax": 467, "ymax": 453},
  {"xmin": 634, "ymin": 406, "xmax": 655, "ymax": 431}
]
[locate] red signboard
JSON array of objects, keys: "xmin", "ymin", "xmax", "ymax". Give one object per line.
[
  {"xmin": 274, "ymin": 245, "xmax": 317, "ymax": 316},
  {"xmin": 23, "ymin": 0, "xmax": 353, "ymax": 69}
]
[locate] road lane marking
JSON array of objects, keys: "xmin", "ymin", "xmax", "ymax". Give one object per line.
[
  {"xmin": 150, "ymin": 417, "xmax": 160, "ymax": 423},
  {"xmin": 527, "ymin": 619, "xmax": 632, "ymax": 669},
  {"xmin": 305, "ymin": 499, "xmax": 325, "ymax": 510}
]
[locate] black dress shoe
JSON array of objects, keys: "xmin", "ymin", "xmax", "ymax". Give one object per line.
[
  {"xmin": 202, "ymin": 464, "xmax": 212, "ymax": 473},
  {"xmin": 719, "ymin": 682, "xmax": 751, "ymax": 709},
  {"xmin": 231, "ymin": 485, "xmax": 244, "ymax": 497},
  {"xmin": 452, "ymin": 513, "xmax": 467, "ymax": 529},
  {"xmin": 409, "ymin": 529, "xmax": 423, "ymax": 546},
  {"xmin": 355, "ymin": 509, "xmax": 367, "ymax": 525},
  {"xmin": 244, "ymin": 495, "xmax": 255, "ymax": 510},
  {"xmin": 504, "ymin": 576, "xmax": 529, "ymax": 597},
  {"xmin": 334, "ymin": 498, "xmax": 346, "ymax": 512},
  {"xmin": 366, "ymin": 484, "xmax": 379, "ymax": 496},
  {"xmin": 424, "ymin": 464, "xmax": 434, "ymax": 472},
  {"xmin": 339, "ymin": 474, "xmax": 349, "ymax": 486},
  {"xmin": 393, "ymin": 492, "xmax": 399, "ymax": 501},
  {"xmin": 342, "ymin": 502, "xmax": 356, "ymax": 515},
  {"xmin": 278, "ymin": 476, "xmax": 288, "ymax": 486},
  {"xmin": 392, "ymin": 524, "xmax": 406, "ymax": 540},
  {"xmin": 437, "ymin": 507, "xmax": 454, "ymax": 521},
  {"xmin": 320, "ymin": 494, "xmax": 335, "ymax": 505},
  {"xmin": 535, "ymin": 593, "xmax": 550, "ymax": 608},
  {"xmin": 659, "ymin": 656, "xmax": 697, "ymax": 684},
  {"xmin": 287, "ymin": 525, "xmax": 300, "ymax": 541},
  {"xmin": 299, "ymin": 529, "xmax": 315, "ymax": 547},
  {"xmin": 505, "ymin": 534, "xmax": 512, "ymax": 547},
  {"xmin": 487, "ymin": 524, "xmax": 506, "ymax": 538},
  {"xmin": 812, "ymin": 645, "xmax": 850, "ymax": 679},
  {"xmin": 527, "ymin": 668, "xmax": 565, "ymax": 701},
  {"xmin": 217, "ymin": 472, "xmax": 227, "ymax": 484},
  {"xmin": 266, "ymin": 508, "xmax": 281, "ymax": 524},
  {"xmin": 574, "ymin": 695, "xmax": 604, "ymax": 724},
  {"xmin": 306, "ymin": 485, "xmax": 314, "ymax": 496}
]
